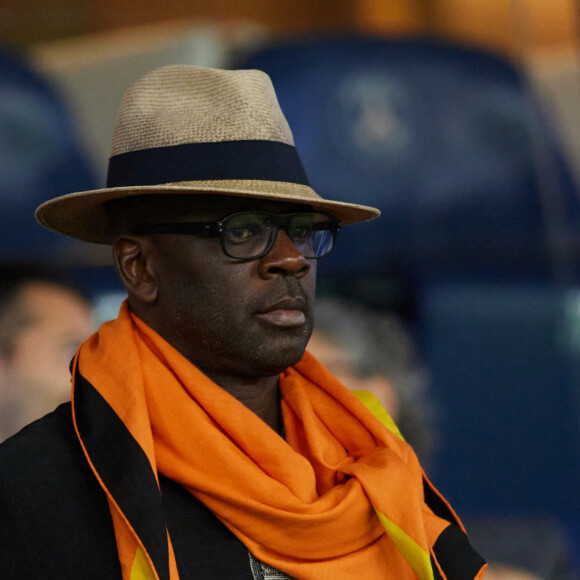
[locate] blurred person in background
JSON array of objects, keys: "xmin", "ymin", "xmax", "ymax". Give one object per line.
[
  {"xmin": 466, "ymin": 515, "xmax": 580, "ymax": 580},
  {"xmin": 308, "ymin": 296, "xmax": 436, "ymax": 467},
  {"xmin": 483, "ymin": 566, "xmax": 542, "ymax": 580},
  {"xmin": 0, "ymin": 263, "xmax": 94, "ymax": 441}
]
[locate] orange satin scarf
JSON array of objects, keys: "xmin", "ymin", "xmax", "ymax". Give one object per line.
[{"xmin": 71, "ymin": 301, "xmax": 484, "ymax": 579}]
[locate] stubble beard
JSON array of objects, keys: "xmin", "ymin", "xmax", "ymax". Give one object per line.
[{"xmin": 172, "ymin": 293, "xmax": 314, "ymax": 380}]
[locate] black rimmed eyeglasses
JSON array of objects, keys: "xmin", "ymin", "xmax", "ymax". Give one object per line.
[{"xmin": 131, "ymin": 211, "xmax": 342, "ymax": 260}]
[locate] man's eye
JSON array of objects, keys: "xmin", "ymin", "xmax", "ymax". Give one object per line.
[
  {"xmin": 227, "ymin": 225, "xmax": 262, "ymax": 243},
  {"xmin": 290, "ymin": 225, "xmax": 311, "ymax": 242}
]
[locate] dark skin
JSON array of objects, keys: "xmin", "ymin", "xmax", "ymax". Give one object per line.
[{"xmin": 109, "ymin": 194, "xmax": 317, "ymax": 433}]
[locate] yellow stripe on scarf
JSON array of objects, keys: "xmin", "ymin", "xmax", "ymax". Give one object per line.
[
  {"xmin": 130, "ymin": 546, "xmax": 156, "ymax": 580},
  {"xmin": 375, "ymin": 511, "xmax": 435, "ymax": 580},
  {"xmin": 351, "ymin": 390, "xmax": 405, "ymax": 440},
  {"xmin": 353, "ymin": 389, "xmax": 434, "ymax": 580}
]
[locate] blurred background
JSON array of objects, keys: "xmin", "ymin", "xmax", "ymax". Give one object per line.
[{"xmin": 1, "ymin": 1, "xmax": 580, "ymax": 576}]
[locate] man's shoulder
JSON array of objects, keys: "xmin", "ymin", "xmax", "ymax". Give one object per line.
[
  {"xmin": 0, "ymin": 401, "xmax": 93, "ymax": 506},
  {"xmin": 0, "ymin": 403, "xmax": 122, "ymax": 578},
  {"xmin": 0, "ymin": 403, "xmax": 76, "ymax": 475}
]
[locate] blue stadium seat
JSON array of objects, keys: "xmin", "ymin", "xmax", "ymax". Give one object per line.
[
  {"xmin": 0, "ymin": 49, "xmax": 98, "ymax": 262},
  {"xmin": 238, "ymin": 36, "xmax": 580, "ymax": 280}
]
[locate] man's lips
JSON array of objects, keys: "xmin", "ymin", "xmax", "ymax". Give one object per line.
[{"xmin": 256, "ymin": 297, "xmax": 307, "ymax": 328}]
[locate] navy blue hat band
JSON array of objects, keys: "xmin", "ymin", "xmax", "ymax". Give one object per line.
[{"xmin": 106, "ymin": 140, "xmax": 310, "ymax": 188}]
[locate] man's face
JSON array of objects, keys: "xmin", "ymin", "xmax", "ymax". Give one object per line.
[{"xmin": 137, "ymin": 196, "xmax": 318, "ymax": 380}]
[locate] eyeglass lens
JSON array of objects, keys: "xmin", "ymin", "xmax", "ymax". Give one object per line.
[{"xmin": 223, "ymin": 212, "xmax": 336, "ymax": 259}]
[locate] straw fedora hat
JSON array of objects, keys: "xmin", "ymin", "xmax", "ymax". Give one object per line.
[{"xmin": 35, "ymin": 65, "xmax": 380, "ymax": 244}]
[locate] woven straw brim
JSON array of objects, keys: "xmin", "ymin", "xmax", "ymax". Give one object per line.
[{"xmin": 35, "ymin": 179, "xmax": 381, "ymax": 244}]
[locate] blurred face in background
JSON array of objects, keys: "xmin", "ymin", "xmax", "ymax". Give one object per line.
[
  {"xmin": 307, "ymin": 331, "xmax": 400, "ymax": 420},
  {"xmin": 0, "ymin": 281, "xmax": 94, "ymax": 440}
]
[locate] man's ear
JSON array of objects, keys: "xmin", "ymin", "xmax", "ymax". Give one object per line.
[{"xmin": 113, "ymin": 236, "xmax": 158, "ymax": 303}]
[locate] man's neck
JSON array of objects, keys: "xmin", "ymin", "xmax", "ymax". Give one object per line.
[{"xmin": 203, "ymin": 372, "xmax": 283, "ymax": 433}]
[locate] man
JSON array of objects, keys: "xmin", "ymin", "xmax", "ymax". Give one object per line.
[
  {"xmin": 0, "ymin": 65, "xmax": 486, "ymax": 579},
  {"xmin": 0, "ymin": 263, "xmax": 94, "ymax": 441}
]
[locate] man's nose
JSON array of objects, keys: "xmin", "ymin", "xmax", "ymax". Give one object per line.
[{"xmin": 258, "ymin": 230, "xmax": 312, "ymax": 278}]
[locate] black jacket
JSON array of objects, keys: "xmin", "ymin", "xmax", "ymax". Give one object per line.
[{"xmin": 0, "ymin": 403, "xmax": 256, "ymax": 579}]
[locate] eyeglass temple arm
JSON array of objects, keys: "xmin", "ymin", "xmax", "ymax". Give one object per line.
[{"xmin": 131, "ymin": 222, "xmax": 218, "ymax": 235}]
